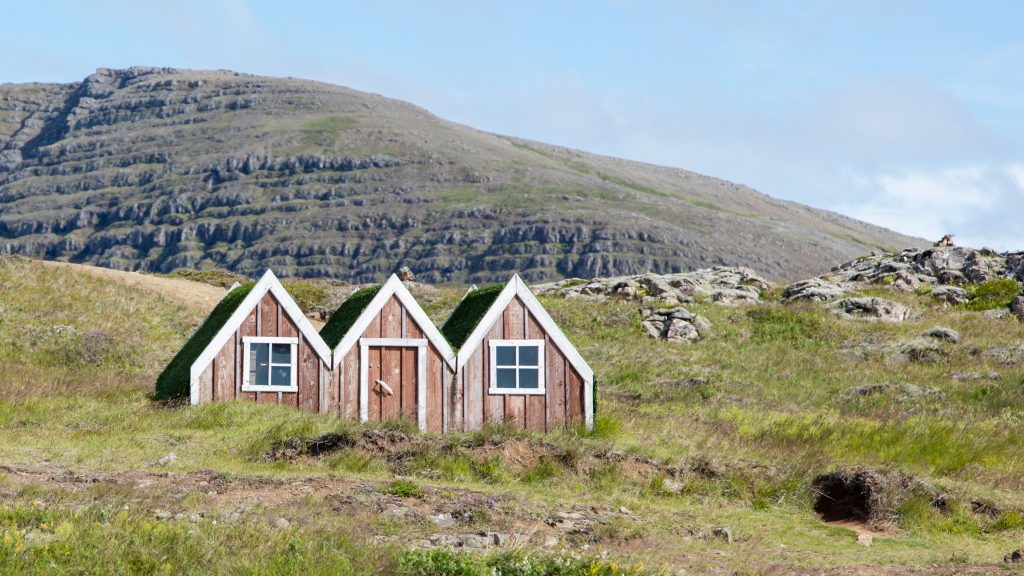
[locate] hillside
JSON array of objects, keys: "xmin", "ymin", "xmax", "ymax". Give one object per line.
[
  {"xmin": 0, "ymin": 67, "xmax": 924, "ymax": 283},
  {"xmin": 3, "ymin": 253, "xmax": 1024, "ymax": 573}
]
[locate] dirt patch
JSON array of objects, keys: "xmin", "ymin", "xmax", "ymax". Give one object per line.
[{"xmin": 38, "ymin": 260, "xmax": 325, "ymax": 329}]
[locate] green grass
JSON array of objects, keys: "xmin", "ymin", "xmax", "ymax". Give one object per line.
[{"xmin": 7, "ymin": 256, "xmax": 1024, "ymax": 571}]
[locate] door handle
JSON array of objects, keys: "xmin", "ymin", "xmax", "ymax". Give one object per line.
[{"xmin": 374, "ymin": 379, "xmax": 394, "ymax": 396}]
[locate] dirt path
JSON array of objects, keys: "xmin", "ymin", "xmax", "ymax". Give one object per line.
[
  {"xmin": 39, "ymin": 260, "xmax": 227, "ymax": 312},
  {"xmin": 39, "ymin": 260, "xmax": 325, "ymax": 329}
]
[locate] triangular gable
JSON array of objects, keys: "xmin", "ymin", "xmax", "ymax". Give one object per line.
[
  {"xmin": 326, "ymin": 274, "xmax": 456, "ymax": 370},
  {"xmin": 451, "ymin": 274, "xmax": 594, "ymax": 384},
  {"xmin": 187, "ymin": 269, "xmax": 331, "ymax": 405}
]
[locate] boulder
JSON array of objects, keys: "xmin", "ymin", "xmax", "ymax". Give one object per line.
[
  {"xmin": 920, "ymin": 326, "xmax": 960, "ymax": 344},
  {"xmin": 931, "ymin": 285, "xmax": 970, "ymax": 306},
  {"xmin": 827, "ymin": 297, "xmax": 912, "ymax": 322},
  {"xmin": 781, "ymin": 278, "xmax": 851, "ymax": 303},
  {"xmin": 890, "ymin": 339, "xmax": 947, "ymax": 363},
  {"xmin": 641, "ymin": 307, "xmax": 712, "ymax": 344},
  {"xmin": 1012, "ymin": 295, "xmax": 1024, "ymax": 322}
]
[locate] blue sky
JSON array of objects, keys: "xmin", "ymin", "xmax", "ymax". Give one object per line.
[{"xmin": 4, "ymin": 1, "xmax": 1023, "ymax": 248}]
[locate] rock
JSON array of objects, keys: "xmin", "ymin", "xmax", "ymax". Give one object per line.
[
  {"xmin": 951, "ymin": 371, "xmax": 1000, "ymax": 381},
  {"xmin": 1012, "ymin": 295, "xmax": 1024, "ymax": 321},
  {"xmin": 397, "ymin": 266, "xmax": 415, "ymax": 282},
  {"xmin": 273, "ymin": 517, "xmax": 290, "ymax": 530},
  {"xmin": 890, "ymin": 339, "xmax": 947, "ymax": 363},
  {"xmin": 828, "ymin": 297, "xmax": 911, "ymax": 322},
  {"xmin": 428, "ymin": 513, "xmax": 455, "ymax": 528},
  {"xmin": 533, "ymin": 267, "xmax": 771, "ymax": 306},
  {"xmin": 154, "ymin": 509, "xmax": 172, "ymax": 520},
  {"xmin": 710, "ymin": 527, "xmax": 733, "ymax": 543},
  {"xmin": 985, "ymin": 308, "xmax": 1010, "ymax": 320},
  {"xmin": 920, "ymin": 326, "xmax": 960, "ymax": 343},
  {"xmin": 781, "ymin": 278, "xmax": 851, "ymax": 303},
  {"xmin": 1005, "ymin": 549, "xmax": 1024, "ymax": 563},
  {"xmin": 157, "ymin": 452, "xmax": 177, "ymax": 466},
  {"xmin": 383, "ymin": 506, "xmax": 412, "ymax": 518},
  {"xmin": 618, "ymin": 506, "xmax": 633, "ymax": 515},
  {"xmin": 640, "ymin": 307, "xmax": 712, "ymax": 344},
  {"xmin": 931, "ymin": 285, "xmax": 970, "ymax": 305},
  {"xmin": 661, "ymin": 477, "xmax": 684, "ymax": 493},
  {"xmin": 983, "ymin": 344, "xmax": 1024, "ymax": 365},
  {"xmin": 846, "ymin": 383, "xmax": 946, "ymax": 402},
  {"xmin": 547, "ymin": 511, "xmax": 595, "ymax": 535},
  {"xmin": 857, "ymin": 533, "xmax": 873, "ymax": 547},
  {"xmin": 428, "ymin": 532, "xmax": 512, "ymax": 549},
  {"xmin": 23, "ymin": 531, "xmax": 58, "ymax": 547}
]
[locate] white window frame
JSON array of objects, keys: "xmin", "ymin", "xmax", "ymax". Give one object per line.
[
  {"xmin": 488, "ymin": 339, "xmax": 546, "ymax": 396},
  {"xmin": 241, "ymin": 336, "xmax": 298, "ymax": 393}
]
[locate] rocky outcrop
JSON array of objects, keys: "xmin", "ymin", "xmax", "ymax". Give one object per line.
[
  {"xmin": 533, "ymin": 267, "xmax": 771, "ymax": 307},
  {"xmin": 783, "ymin": 245, "xmax": 1024, "ymax": 312},
  {"xmin": 829, "ymin": 246, "xmax": 1013, "ymax": 287},
  {"xmin": 827, "ymin": 297, "xmax": 912, "ymax": 322},
  {"xmin": 781, "ymin": 277, "xmax": 852, "ymax": 303},
  {"xmin": 640, "ymin": 307, "xmax": 713, "ymax": 344}
]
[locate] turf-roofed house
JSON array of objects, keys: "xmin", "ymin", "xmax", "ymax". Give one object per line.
[
  {"xmin": 319, "ymin": 274, "xmax": 456, "ymax": 432},
  {"xmin": 156, "ymin": 269, "xmax": 332, "ymax": 409},
  {"xmin": 442, "ymin": 275, "xmax": 594, "ymax": 432}
]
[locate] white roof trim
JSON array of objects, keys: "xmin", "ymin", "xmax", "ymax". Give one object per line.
[
  {"xmin": 454, "ymin": 275, "xmax": 594, "ymax": 384},
  {"xmin": 329, "ymin": 274, "xmax": 456, "ymax": 370},
  {"xmin": 188, "ymin": 269, "xmax": 332, "ymax": 405}
]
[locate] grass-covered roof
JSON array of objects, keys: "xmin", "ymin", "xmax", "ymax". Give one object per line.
[
  {"xmin": 155, "ymin": 282, "xmax": 256, "ymax": 399},
  {"xmin": 440, "ymin": 283, "xmax": 505, "ymax": 350},
  {"xmin": 319, "ymin": 285, "xmax": 382, "ymax": 349}
]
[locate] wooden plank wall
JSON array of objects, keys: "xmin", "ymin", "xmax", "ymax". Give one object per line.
[
  {"xmin": 455, "ymin": 296, "xmax": 582, "ymax": 433},
  {"xmin": 329, "ymin": 295, "xmax": 451, "ymax": 432},
  {"xmin": 193, "ymin": 290, "xmax": 582, "ymax": 433},
  {"xmin": 198, "ymin": 292, "xmax": 326, "ymax": 409}
]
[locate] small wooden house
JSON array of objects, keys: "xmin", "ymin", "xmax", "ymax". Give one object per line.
[
  {"xmin": 156, "ymin": 269, "xmax": 332, "ymax": 408},
  {"xmin": 441, "ymin": 275, "xmax": 594, "ymax": 432},
  {"xmin": 318, "ymin": 274, "xmax": 456, "ymax": 432},
  {"xmin": 158, "ymin": 270, "xmax": 594, "ymax": 432}
]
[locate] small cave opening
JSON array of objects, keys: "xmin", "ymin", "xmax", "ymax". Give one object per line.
[{"xmin": 812, "ymin": 471, "xmax": 872, "ymax": 523}]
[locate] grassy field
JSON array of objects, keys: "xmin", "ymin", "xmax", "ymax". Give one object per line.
[{"xmin": 2, "ymin": 255, "xmax": 1024, "ymax": 574}]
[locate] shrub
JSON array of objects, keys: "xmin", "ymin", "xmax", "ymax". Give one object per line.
[
  {"xmin": 397, "ymin": 549, "xmax": 481, "ymax": 576},
  {"xmin": 382, "ymin": 479, "xmax": 425, "ymax": 499},
  {"xmin": 961, "ymin": 278, "xmax": 1021, "ymax": 311}
]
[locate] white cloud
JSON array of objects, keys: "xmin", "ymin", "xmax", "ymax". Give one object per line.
[{"xmin": 837, "ymin": 164, "xmax": 1024, "ymax": 251}]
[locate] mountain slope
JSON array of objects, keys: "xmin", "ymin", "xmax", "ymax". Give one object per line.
[{"xmin": 0, "ymin": 66, "xmax": 924, "ymax": 283}]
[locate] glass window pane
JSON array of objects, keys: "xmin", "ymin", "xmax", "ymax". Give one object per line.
[
  {"xmin": 519, "ymin": 346, "xmax": 538, "ymax": 366},
  {"xmin": 496, "ymin": 368, "xmax": 516, "ymax": 388},
  {"xmin": 251, "ymin": 343, "xmax": 269, "ymax": 386},
  {"xmin": 271, "ymin": 366, "xmax": 291, "ymax": 386},
  {"xmin": 495, "ymin": 346, "xmax": 516, "ymax": 366},
  {"xmin": 519, "ymin": 368, "xmax": 539, "ymax": 389},
  {"xmin": 272, "ymin": 343, "xmax": 291, "ymax": 364}
]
